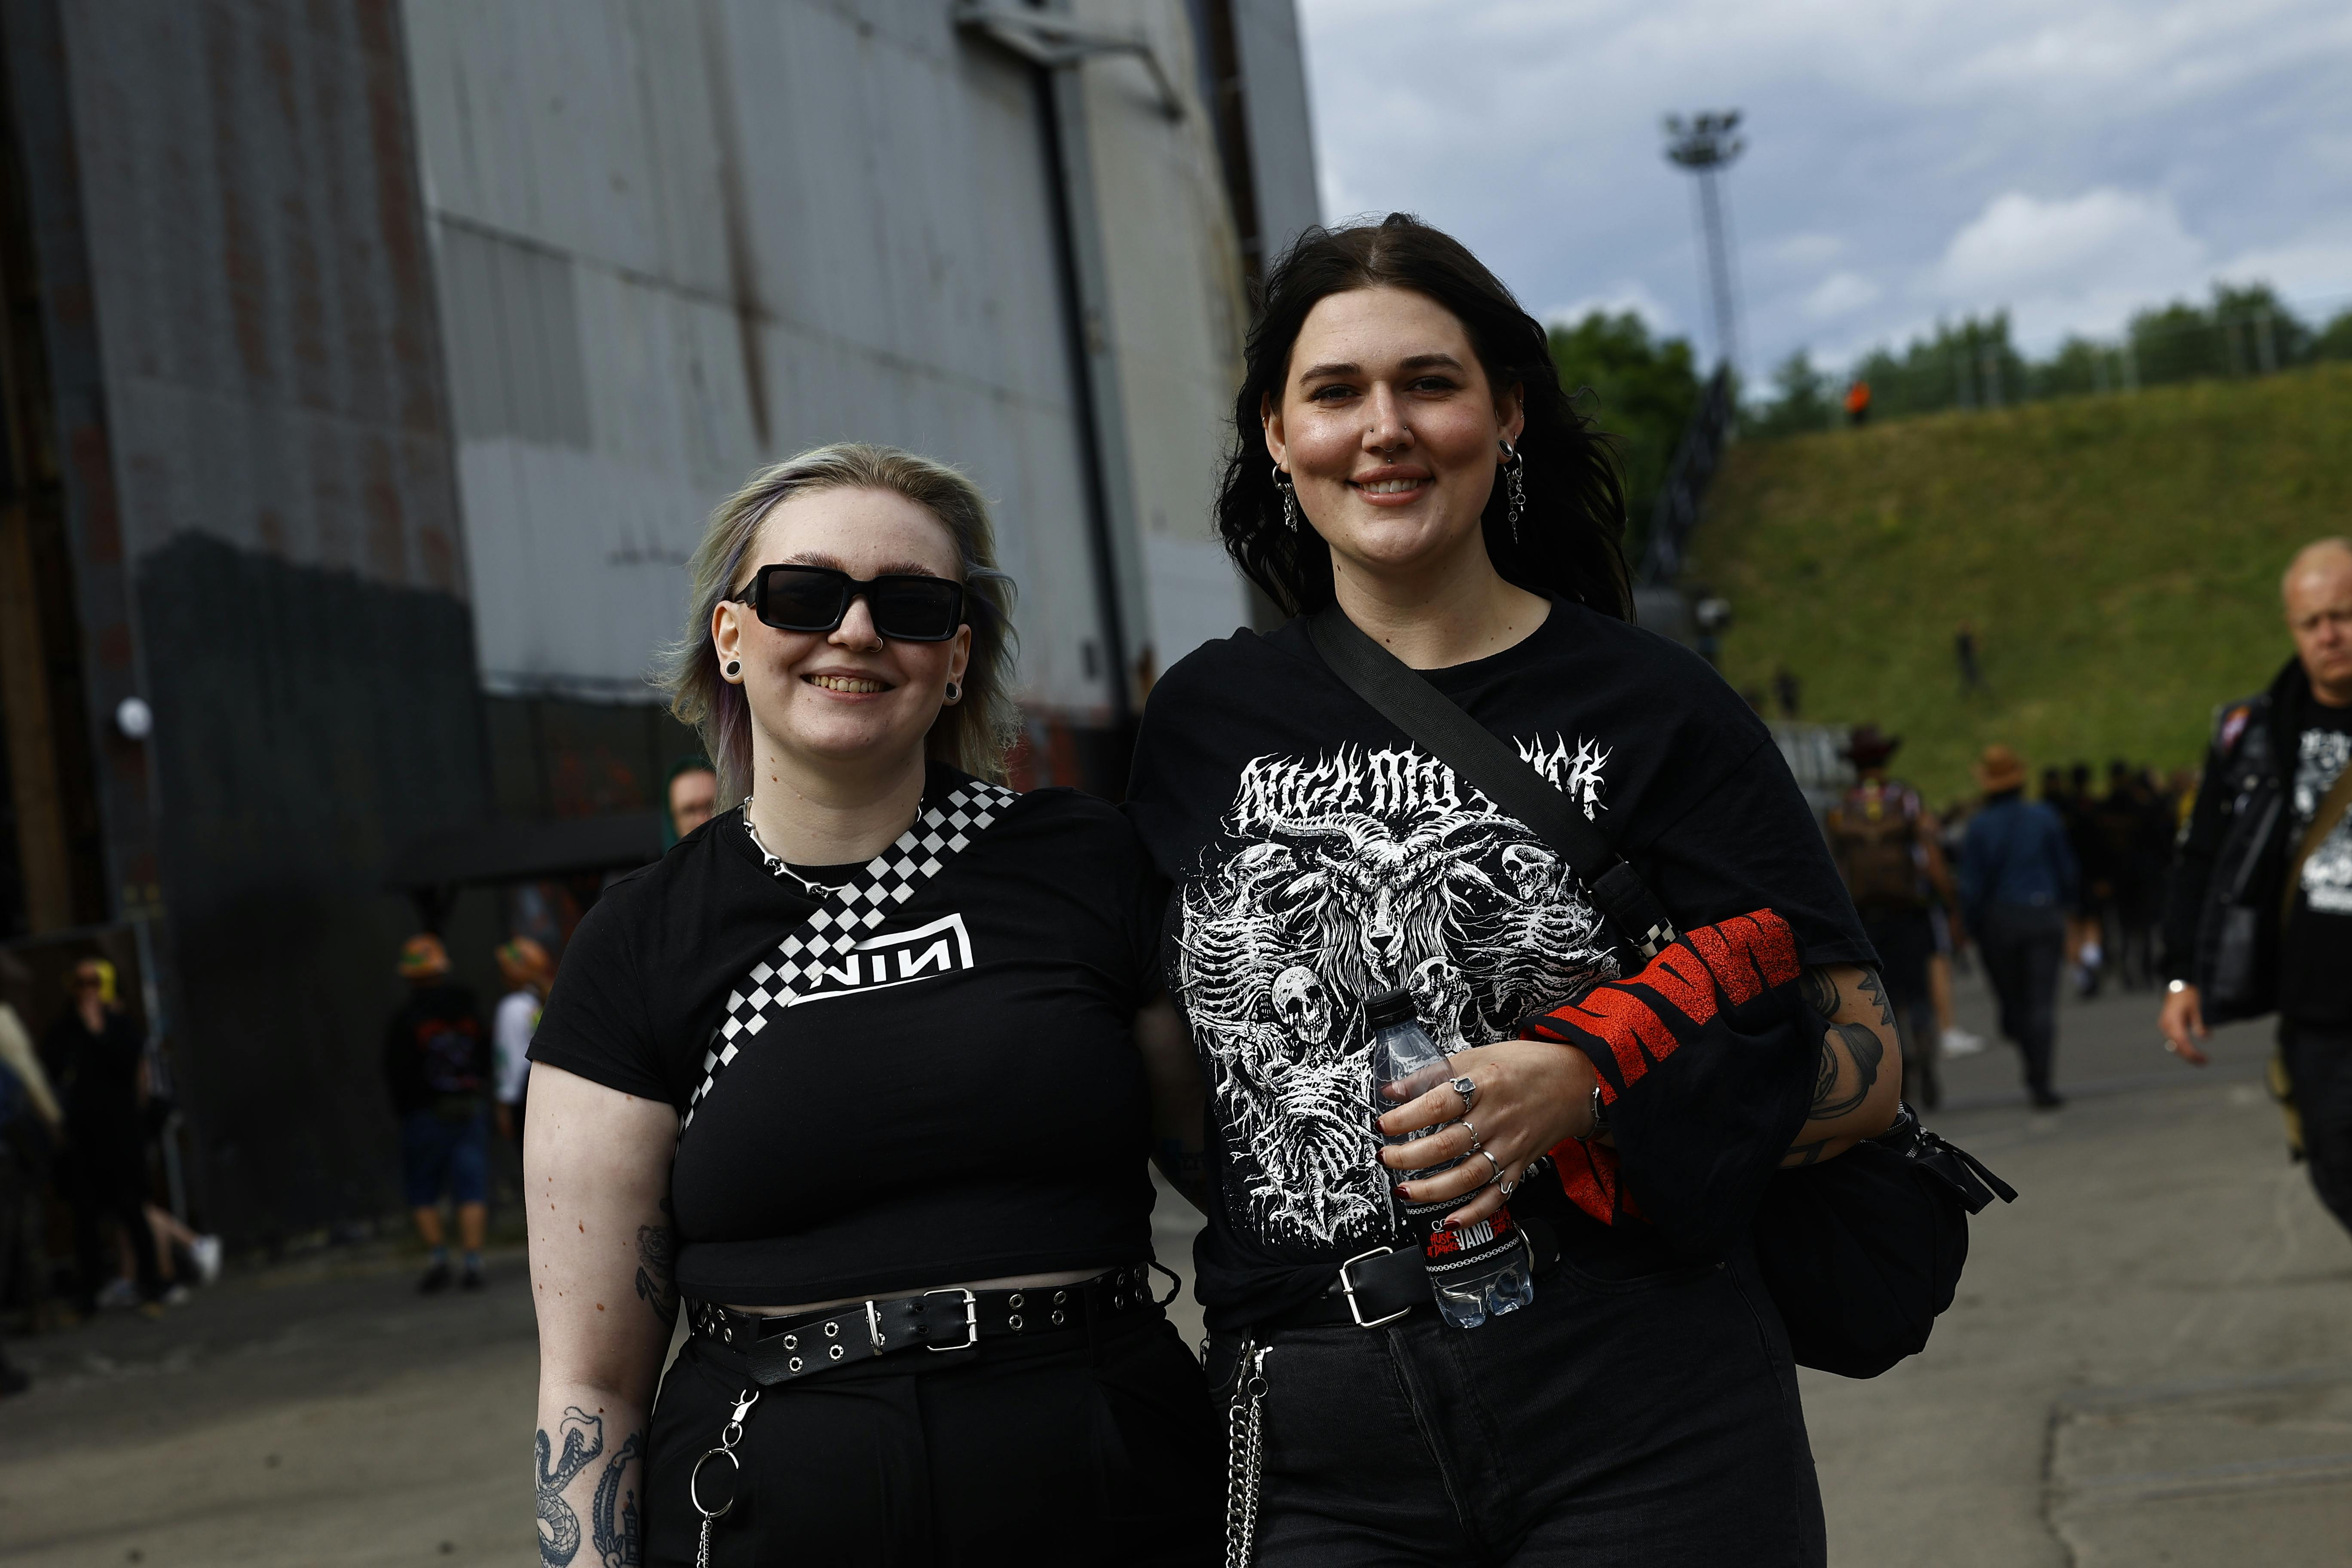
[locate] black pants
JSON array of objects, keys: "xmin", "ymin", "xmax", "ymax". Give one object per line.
[
  {"xmin": 1861, "ymin": 906, "xmax": 1942, "ymax": 1106},
  {"xmin": 68, "ymin": 1135, "xmax": 162, "ymax": 1308},
  {"xmin": 1978, "ymin": 903, "xmax": 2066, "ymax": 1097},
  {"xmin": 645, "ymin": 1303, "xmax": 1218, "ymax": 1566},
  {"xmin": 2279, "ymin": 1019, "xmax": 2352, "ymax": 1237},
  {"xmin": 1219, "ymin": 1240, "xmax": 1825, "ymax": 1566}
]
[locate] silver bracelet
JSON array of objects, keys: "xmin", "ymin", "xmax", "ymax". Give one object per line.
[{"xmin": 1585, "ymin": 1084, "xmax": 1610, "ymax": 1140}]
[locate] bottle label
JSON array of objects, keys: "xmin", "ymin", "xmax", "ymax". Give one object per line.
[{"xmin": 1401, "ymin": 1198, "xmax": 1522, "ymax": 1273}]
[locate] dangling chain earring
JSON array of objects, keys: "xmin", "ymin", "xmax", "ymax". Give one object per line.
[
  {"xmin": 1500, "ymin": 439, "xmax": 1526, "ymax": 546},
  {"xmin": 1273, "ymin": 464, "xmax": 1300, "ymax": 534}
]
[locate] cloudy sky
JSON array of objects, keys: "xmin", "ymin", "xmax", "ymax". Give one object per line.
[{"xmin": 1293, "ymin": 0, "xmax": 2352, "ymax": 375}]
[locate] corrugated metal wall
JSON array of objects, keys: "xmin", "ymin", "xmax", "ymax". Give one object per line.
[
  {"xmin": 15, "ymin": 0, "xmax": 487, "ymax": 1241},
  {"xmin": 402, "ymin": 0, "xmax": 1314, "ymax": 729}
]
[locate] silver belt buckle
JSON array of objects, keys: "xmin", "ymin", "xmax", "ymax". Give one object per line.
[
  {"xmin": 1337, "ymin": 1246, "xmax": 1411, "ymax": 1328},
  {"xmin": 922, "ymin": 1287, "xmax": 979, "ymax": 1351}
]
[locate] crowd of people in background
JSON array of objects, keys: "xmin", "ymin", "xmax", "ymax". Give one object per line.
[
  {"xmin": 0, "ymin": 754, "xmax": 722, "ymax": 1391},
  {"xmin": 1822, "ymin": 723, "xmax": 2198, "ymax": 1114},
  {"xmin": 0, "ymin": 952, "xmax": 225, "ymax": 1396}
]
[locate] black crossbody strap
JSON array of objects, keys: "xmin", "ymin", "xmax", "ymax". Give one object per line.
[{"xmin": 1305, "ymin": 606, "xmax": 1678, "ymax": 959}]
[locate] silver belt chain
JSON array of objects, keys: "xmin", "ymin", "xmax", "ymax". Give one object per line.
[
  {"xmin": 1222, "ymin": 1342, "xmax": 1271, "ymax": 1568},
  {"xmin": 689, "ymin": 1388, "xmax": 759, "ymax": 1568}
]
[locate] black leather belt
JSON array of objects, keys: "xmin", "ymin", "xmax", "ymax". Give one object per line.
[
  {"xmin": 687, "ymin": 1262, "xmax": 1166, "ymax": 1386},
  {"xmin": 1258, "ymin": 1217, "xmax": 1559, "ymax": 1333}
]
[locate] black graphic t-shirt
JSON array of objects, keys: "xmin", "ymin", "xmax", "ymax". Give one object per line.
[
  {"xmin": 530, "ymin": 766, "xmax": 1168, "ymax": 1306},
  {"xmin": 2280, "ymin": 701, "xmax": 2352, "ymax": 1020},
  {"xmin": 1126, "ymin": 601, "xmax": 1874, "ymax": 1329}
]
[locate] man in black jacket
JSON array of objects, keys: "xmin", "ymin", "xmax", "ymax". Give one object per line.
[{"xmin": 2162, "ymin": 539, "xmax": 2352, "ymax": 1237}]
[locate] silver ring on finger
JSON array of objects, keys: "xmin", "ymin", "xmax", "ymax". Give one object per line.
[
  {"xmin": 1460, "ymin": 1117, "xmax": 1483, "ymax": 1154},
  {"xmin": 1450, "ymin": 1074, "xmax": 1477, "ymax": 1114},
  {"xmin": 1479, "ymin": 1149, "xmax": 1506, "ymax": 1187}
]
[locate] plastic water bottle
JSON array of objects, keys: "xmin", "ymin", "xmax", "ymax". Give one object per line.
[{"xmin": 1365, "ymin": 988, "xmax": 1535, "ymax": 1328}]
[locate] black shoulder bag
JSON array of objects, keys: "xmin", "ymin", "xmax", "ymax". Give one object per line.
[{"xmin": 1306, "ymin": 606, "xmax": 2015, "ymax": 1378}]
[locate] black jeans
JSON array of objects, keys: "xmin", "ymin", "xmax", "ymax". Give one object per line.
[
  {"xmin": 67, "ymin": 1134, "xmax": 162, "ymax": 1307},
  {"xmin": 1218, "ymin": 1239, "xmax": 1825, "ymax": 1566},
  {"xmin": 1977, "ymin": 903, "xmax": 2067, "ymax": 1097},
  {"xmin": 645, "ymin": 1302, "xmax": 1218, "ymax": 1567},
  {"xmin": 1861, "ymin": 906, "xmax": 1942, "ymax": 1106},
  {"xmin": 2279, "ymin": 1019, "xmax": 2352, "ymax": 1237}
]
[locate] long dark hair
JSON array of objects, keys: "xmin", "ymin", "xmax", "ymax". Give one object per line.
[{"xmin": 1216, "ymin": 213, "xmax": 1632, "ymax": 620}]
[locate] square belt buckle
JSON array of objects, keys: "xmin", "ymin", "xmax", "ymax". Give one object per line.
[
  {"xmin": 922, "ymin": 1287, "xmax": 979, "ymax": 1351},
  {"xmin": 1338, "ymin": 1246, "xmax": 1411, "ymax": 1328}
]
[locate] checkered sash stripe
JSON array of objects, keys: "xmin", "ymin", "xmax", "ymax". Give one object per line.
[{"xmin": 680, "ymin": 779, "xmax": 1017, "ymax": 1133}]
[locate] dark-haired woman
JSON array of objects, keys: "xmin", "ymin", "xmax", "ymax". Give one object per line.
[
  {"xmin": 524, "ymin": 444, "xmax": 1216, "ymax": 1566},
  {"xmin": 1125, "ymin": 215, "xmax": 1901, "ymax": 1564}
]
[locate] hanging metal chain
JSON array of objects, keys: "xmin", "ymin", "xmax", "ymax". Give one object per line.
[
  {"xmin": 689, "ymin": 1388, "xmax": 759, "ymax": 1568},
  {"xmin": 1222, "ymin": 1344, "xmax": 1271, "ymax": 1568}
]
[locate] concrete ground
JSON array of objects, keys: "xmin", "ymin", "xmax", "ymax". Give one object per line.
[{"xmin": 1, "ymin": 968, "xmax": 2346, "ymax": 1565}]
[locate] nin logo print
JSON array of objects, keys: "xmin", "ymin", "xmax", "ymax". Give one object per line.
[{"xmin": 787, "ymin": 912, "xmax": 977, "ymax": 1004}]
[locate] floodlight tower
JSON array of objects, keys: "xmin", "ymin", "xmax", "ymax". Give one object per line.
[{"xmin": 1663, "ymin": 110, "xmax": 1746, "ymax": 375}]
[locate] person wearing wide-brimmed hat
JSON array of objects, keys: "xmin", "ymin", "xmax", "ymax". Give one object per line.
[
  {"xmin": 1960, "ymin": 745, "xmax": 2079, "ymax": 1107},
  {"xmin": 1825, "ymin": 724, "xmax": 1957, "ymax": 1106}
]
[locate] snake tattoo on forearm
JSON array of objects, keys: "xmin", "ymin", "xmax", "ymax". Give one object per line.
[{"xmin": 537, "ymin": 1408, "xmax": 645, "ymax": 1567}]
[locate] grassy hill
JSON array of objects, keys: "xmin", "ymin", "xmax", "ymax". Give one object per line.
[{"xmin": 1685, "ymin": 360, "xmax": 2352, "ymax": 805}]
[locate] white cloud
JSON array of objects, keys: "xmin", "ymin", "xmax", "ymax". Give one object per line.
[
  {"xmin": 1293, "ymin": 0, "xmax": 2352, "ymax": 374},
  {"xmin": 1803, "ymin": 271, "xmax": 1882, "ymax": 320},
  {"xmin": 1933, "ymin": 189, "xmax": 2205, "ymax": 301}
]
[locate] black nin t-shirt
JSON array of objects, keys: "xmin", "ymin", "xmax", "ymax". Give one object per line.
[
  {"xmin": 1124, "ymin": 600, "xmax": 1873, "ymax": 1330},
  {"xmin": 530, "ymin": 766, "xmax": 1168, "ymax": 1306},
  {"xmin": 2280, "ymin": 700, "xmax": 2352, "ymax": 1020}
]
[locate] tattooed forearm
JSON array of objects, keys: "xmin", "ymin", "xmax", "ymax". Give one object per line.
[
  {"xmin": 536, "ymin": 1408, "xmax": 605, "ymax": 1567},
  {"xmin": 1155, "ymin": 1136, "xmax": 1210, "ymax": 1209},
  {"xmin": 536, "ymin": 1406, "xmax": 644, "ymax": 1568},
  {"xmin": 591, "ymin": 1430, "xmax": 646, "ymax": 1568},
  {"xmin": 1798, "ymin": 966, "xmax": 1841, "ymax": 1018},
  {"xmin": 633, "ymin": 1222, "xmax": 677, "ymax": 1329},
  {"xmin": 1810, "ymin": 1021, "xmax": 1886, "ymax": 1119},
  {"xmin": 1853, "ymin": 967, "xmax": 1895, "ymax": 1029}
]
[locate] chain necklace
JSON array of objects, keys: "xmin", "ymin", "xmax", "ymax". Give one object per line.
[{"xmin": 739, "ymin": 807, "xmax": 848, "ymax": 900}]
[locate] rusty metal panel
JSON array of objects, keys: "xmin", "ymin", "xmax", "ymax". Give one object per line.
[
  {"xmin": 58, "ymin": 0, "xmax": 466, "ymax": 594},
  {"xmin": 11, "ymin": 0, "xmax": 486, "ymax": 1241}
]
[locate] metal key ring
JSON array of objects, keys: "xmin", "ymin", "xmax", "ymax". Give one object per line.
[{"xmin": 689, "ymin": 1446, "xmax": 741, "ymax": 1521}]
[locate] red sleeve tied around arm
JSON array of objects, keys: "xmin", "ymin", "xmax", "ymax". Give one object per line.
[{"xmin": 1520, "ymin": 910, "xmax": 1807, "ymax": 1236}]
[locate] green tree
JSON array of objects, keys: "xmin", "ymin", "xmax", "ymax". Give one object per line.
[
  {"xmin": 2129, "ymin": 282, "xmax": 2309, "ymax": 386},
  {"xmin": 1745, "ymin": 349, "xmax": 1835, "ymax": 439},
  {"xmin": 1845, "ymin": 313, "xmax": 2025, "ymax": 420},
  {"xmin": 2032, "ymin": 334, "xmax": 2120, "ymax": 399},
  {"xmin": 1548, "ymin": 311, "xmax": 1700, "ymax": 564},
  {"xmin": 2307, "ymin": 306, "xmax": 2352, "ymax": 362}
]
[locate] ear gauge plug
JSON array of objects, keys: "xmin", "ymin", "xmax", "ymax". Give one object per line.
[{"xmin": 725, "ymin": 660, "xmax": 741, "ymax": 678}]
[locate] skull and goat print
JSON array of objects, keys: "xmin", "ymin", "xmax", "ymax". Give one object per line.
[{"xmin": 1174, "ymin": 738, "xmax": 1619, "ymax": 1250}]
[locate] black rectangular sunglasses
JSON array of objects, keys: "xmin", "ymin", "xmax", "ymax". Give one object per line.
[{"xmin": 737, "ymin": 563, "xmax": 966, "ymax": 642}]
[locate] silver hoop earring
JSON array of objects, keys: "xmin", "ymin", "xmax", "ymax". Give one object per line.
[
  {"xmin": 1500, "ymin": 439, "xmax": 1526, "ymax": 546},
  {"xmin": 724, "ymin": 659, "xmax": 741, "ymax": 679},
  {"xmin": 1273, "ymin": 464, "xmax": 1300, "ymax": 534},
  {"xmin": 943, "ymin": 680, "xmax": 961, "ymax": 704}
]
